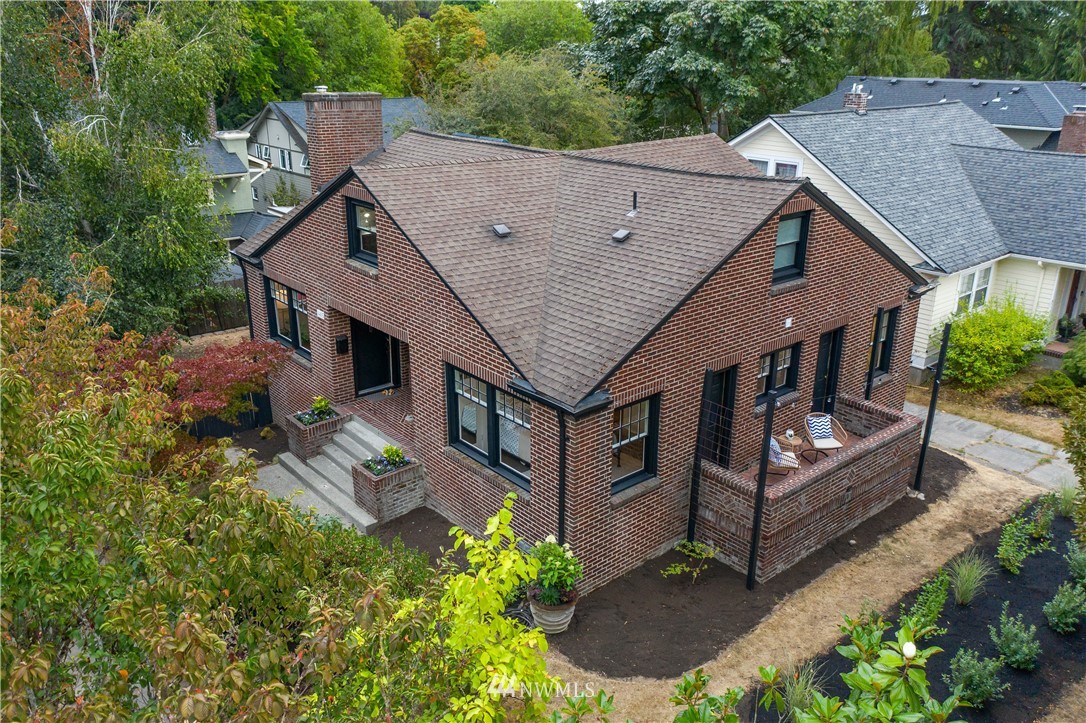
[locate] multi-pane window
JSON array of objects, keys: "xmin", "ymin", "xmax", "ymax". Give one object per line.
[
  {"xmin": 745, "ymin": 156, "xmax": 801, "ymax": 177},
  {"xmin": 773, "ymin": 161, "xmax": 799, "ymax": 177},
  {"xmin": 278, "ymin": 148, "xmax": 292, "ymax": 171},
  {"xmin": 251, "ymin": 186, "xmax": 259, "ymax": 201},
  {"xmin": 757, "ymin": 344, "xmax": 800, "ymax": 405},
  {"xmin": 872, "ymin": 307, "xmax": 899, "ymax": 375},
  {"xmin": 447, "ymin": 367, "xmax": 531, "ymax": 486},
  {"xmin": 300, "ymin": 154, "xmax": 310, "ymax": 171},
  {"xmin": 773, "ymin": 212, "xmax": 810, "ymax": 282},
  {"xmin": 956, "ymin": 265, "xmax": 992, "ymax": 313},
  {"xmin": 611, "ymin": 397, "xmax": 659, "ymax": 492},
  {"xmin": 267, "ymin": 280, "xmax": 310, "ymax": 357},
  {"xmin": 348, "ymin": 199, "xmax": 378, "ymax": 265},
  {"xmin": 749, "ymin": 158, "xmax": 770, "ymax": 174}
]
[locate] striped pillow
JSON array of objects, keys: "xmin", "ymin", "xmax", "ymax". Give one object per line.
[
  {"xmin": 807, "ymin": 415, "xmax": 834, "ymax": 439},
  {"xmin": 769, "ymin": 437, "xmax": 784, "ymax": 465}
]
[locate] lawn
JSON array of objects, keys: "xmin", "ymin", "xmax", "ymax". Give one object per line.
[{"xmin": 907, "ymin": 365, "xmax": 1067, "ymax": 448}]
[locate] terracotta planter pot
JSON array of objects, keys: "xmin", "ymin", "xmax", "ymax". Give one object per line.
[{"xmin": 528, "ymin": 592, "xmax": 578, "ymax": 634}]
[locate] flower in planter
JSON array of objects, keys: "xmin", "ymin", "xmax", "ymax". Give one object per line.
[
  {"xmin": 528, "ymin": 538, "xmax": 583, "ymax": 606},
  {"xmin": 361, "ymin": 445, "xmax": 412, "ymax": 476},
  {"xmin": 295, "ymin": 396, "xmax": 338, "ymax": 426}
]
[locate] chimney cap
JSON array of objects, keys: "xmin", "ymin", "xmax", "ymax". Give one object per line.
[{"xmin": 314, "ymin": 85, "xmax": 329, "ymax": 93}]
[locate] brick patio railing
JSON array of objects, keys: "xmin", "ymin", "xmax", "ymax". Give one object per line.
[{"xmin": 695, "ymin": 395, "xmax": 922, "ymax": 583}]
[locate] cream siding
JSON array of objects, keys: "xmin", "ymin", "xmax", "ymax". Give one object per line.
[
  {"xmin": 991, "ymin": 257, "xmax": 1063, "ymax": 332},
  {"xmin": 997, "ymin": 127, "xmax": 1053, "ymax": 150}
]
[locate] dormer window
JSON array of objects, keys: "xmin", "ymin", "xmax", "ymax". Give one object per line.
[
  {"xmin": 347, "ymin": 198, "xmax": 378, "ymax": 266},
  {"xmin": 773, "ymin": 211, "xmax": 810, "ymax": 283}
]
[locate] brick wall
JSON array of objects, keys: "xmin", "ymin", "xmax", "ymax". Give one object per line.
[
  {"xmin": 303, "ymin": 92, "xmax": 384, "ymax": 188},
  {"xmin": 244, "ymin": 179, "xmax": 921, "ymax": 594},
  {"xmin": 353, "ymin": 461, "xmax": 427, "ymax": 523},
  {"xmin": 284, "ymin": 412, "xmax": 346, "ymax": 461}
]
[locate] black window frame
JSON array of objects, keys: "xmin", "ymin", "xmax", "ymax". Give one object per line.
[
  {"xmin": 265, "ymin": 278, "xmax": 311, "ymax": 359},
  {"xmin": 756, "ymin": 343, "xmax": 800, "ymax": 406},
  {"xmin": 347, "ymin": 198, "xmax": 378, "ymax": 267},
  {"xmin": 445, "ymin": 365, "xmax": 531, "ymax": 489},
  {"xmin": 610, "ymin": 396, "xmax": 660, "ymax": 494},
  {"xmin": 872, "ymin": 307, "xmax": 899, "ymax": 375},
  {"xmin": 772, "ymin": 211, "xmax": 811, "ymax": 283}
]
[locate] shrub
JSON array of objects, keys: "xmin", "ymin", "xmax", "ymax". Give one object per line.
[
  {"xmin": 989, "ymin": 602, "xmax": 1041, "ymax": 670},
  {"xmin": 1064, "ymin": 337, "xmax": 1086, "ymax": 386},
  {"xmin": 944, "ymin": 648, "xmax": 1008, "ymax": 708},
  {"xmin": 941, "ymin": 297, "xmax": 1047, "ymax": 391},
  {"xmin": 900, "ymin": 569, "xmax": 949, "ymax": 638},
  {"xmin": 311, "ymin": 516, "xmax": 432, "ymax": 599},
  {"xmin": 661, "ymin": 540, "xmax": 718, "ymax": 585},
  {"xmin": 997, "ymin": 512, "xmax": 1051, "ymax": 574},
  {"xmin": 361, "ymin": 445, "xmax": 412, "ymax": 476},
  {"xmin": 1056, "ymin": 481, "xmax": 1079, "ymax": 518},
  {"xmin": 1021, "ymin": 371, "xmax": 1084, "ymax": 413},
  {"xmin": 296, "ymin": 395, "xmax": 338, "ymax": 425},
  {"xmin": 948, "ymin": 549, "xmax": 994, "ymax": 606},
  {"xmin": 670, "ymin": 668, "xmax": 744, "ymax": 722},
  {"xmin": 1043, "ymin": 582, "xmax": 1086, "ymax": 634},
  {"xmin": 1065, "ymin": 540, "xmax": 1086, "ymax": 584},
  {"xmin": 529, "ymin": 536, "xmax": 583, "ymax": 605},
  {"xmin": 382, "ymin": 444, "xmax": 406, "ymax": 466},
  {"xmin": 1031, "ymin": 494, "xmax": 1057, "ymax": 539}
]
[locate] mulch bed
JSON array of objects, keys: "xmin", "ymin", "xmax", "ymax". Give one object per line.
[
  {"xmin": 781, "ymin": 511, "xmax": 1085, "ymax": 723},
  {"xmin": 550, "ymin": 449, "xmax": 969, "ymax": 679},
  {"xmin": 376, "ymin": 506, "xmax": 462, "ymax": 565},
  {"xmin": 230, "ymin": 424, "xmax": 288, "ymax": 465}
]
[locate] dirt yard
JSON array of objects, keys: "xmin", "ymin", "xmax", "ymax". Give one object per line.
[
  {"xmin": 907, "ymin": 366, "xmax": 1067, "ymax": 448},
  {"xmin": 544, "ymin": 455, "xmax": 1045, "ymax": 720},
  {"xmin": 172, "ymin": 327, "xmax": 251, "ymax": 359}
]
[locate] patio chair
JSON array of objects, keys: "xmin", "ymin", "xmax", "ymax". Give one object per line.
[
  {"xmin": 802, "ymin": 412, "xmax": 848, "ymax": 463},
  {"xmin": 768, "ymin": 436, "xmax": 800, "ymax": 476}
]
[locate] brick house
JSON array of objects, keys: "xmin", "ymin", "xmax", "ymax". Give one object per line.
[{"xmin": 234, "ymin": 91, "xmax": 930, "ymax": 591}]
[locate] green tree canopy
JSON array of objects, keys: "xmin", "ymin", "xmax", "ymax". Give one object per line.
[
  {"xmin": 399, "ymin": 4, "xmax": 488, "ymax": 93},
  {"xmin": 430, "ymin": 49, "xmax": 625, "ymax": 149},
  {"xmin": 928, "ymin": 0, "xmax": 1061, "ymax": 79},
  {"xmin": 298, "ymin": 0, "xmax": 406, "ymax": 96},
  {"xmin": 836, "ymin": 1, "xmax": 950, "ymax": 78},
  {"xmin": 478, "ymin": 0, "xmax": 593, "ymax": 55}
]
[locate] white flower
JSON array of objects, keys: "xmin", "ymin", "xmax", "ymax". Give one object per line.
[
  {"xmin": 902, "ymin": 642, "xmax": 917, "ymax": 660},
  {"xmin": 565, "ymin": 549, "xmax": 573, "ymax": 558},
  {"xmin": 544, "ymin": 534, "xmax": 557, "ymax": 544}
]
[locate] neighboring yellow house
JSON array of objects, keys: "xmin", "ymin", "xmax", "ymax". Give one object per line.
[{"xmin": 731, "ymin": 99, "xmax": 1086, "ymax": 378}]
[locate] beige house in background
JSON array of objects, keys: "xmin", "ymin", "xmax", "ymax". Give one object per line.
[{"xmin": 731, "ymin": 99, "xmax": 1086, "ymax": 377}]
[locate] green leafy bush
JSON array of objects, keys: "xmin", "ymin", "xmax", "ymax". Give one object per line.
[
  {"xmin": 1063, "ymin": 337, "xmax": 1086, "ymax": 386},
  {"xmin": 1021, "ymin": 371, "xmax": 1085, "ymax": 413},
  {"xmin": 529, "ymin": 536, "xmax": 583, "ymax": 604},
  {"xmin": 944, "ymin": 648, "xmax": 1008, "ymax": 708},
  {"xmin": 997, "ymin": 512, "xmax": 1051, "ymax": 574},
  {"xmin": 311, "ymin": 516, "xmax": 432, "ymax": 599},
  {"xmin": 900, "ymin": 569, "xmax": 949, "ymax": 637},
  {"xmin": 296, "ymin": 395, "xmax": 338, "ymax": 425},
  {"xmin": 382, "ymin": 444, "xmax": 406, "ymax": 466},
  {"xmin": 941, "ymin": 298, "xmax": 1047, "ymax": 391},
  {"xmin": 661, "ymin": 540, "xmax": 718, "ymax": 585},
  {"xmin": 670, "ymin": 668, "xmax": 744, "ymax": 723},
  {"xmin": 989, "ymin": 602, "xmax": 1041, "ymax": 670},
  {"xmin": 1065, "ymin": 540, "xmax": 1086, "ymax": 585},
  {"xmin": 1043, "ymin": 581, "xmax": 1086, "ymax": 634},
  {"xmin": 948, "ymin": 549, "xmax": 994, "ymax": 606}
]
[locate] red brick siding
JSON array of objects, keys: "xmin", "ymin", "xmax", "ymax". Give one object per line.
[{"xmin": 304, "ymin": 93, "xmax": 383, "ymax": 189}]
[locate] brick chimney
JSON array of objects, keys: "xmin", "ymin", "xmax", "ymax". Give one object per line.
[
  {"xmin": 1056, "ymin": 105, "xmax": 1086, "ymax": 154},
  {"xmin": 843, "ymin": 83, "xmax": 870, "ymax": 114},
  {"xmin": 303, "ymin": 89, "xmax": 384, "ymax": 189}
]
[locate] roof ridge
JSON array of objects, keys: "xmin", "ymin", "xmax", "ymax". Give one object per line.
[
  {"xmin": 838, "ymin": 75, "xmax": 1074, "ymax": 85},
  {"xmin": 559, "ymin": 151, "xmax": 799, "ymax": 182},
  {"xmin": 363, "ymin": 152, "xmax": 555, "ymax": 171},
  {"xmin": 783, "ymin": 100, "xmax": 966, "ymax": 118},
  {"xmin": 402, "ymin": 128, "xmax": 554, "ymax": 154},
  {"xmin": 950, "ymin": 142, "xmax": 1086, "ymax": 159}
]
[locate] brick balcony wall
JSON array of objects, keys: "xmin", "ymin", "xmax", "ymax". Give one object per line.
[{"xmin": 695, "ymin": 395, "xmax": 922, "ymax": 583}]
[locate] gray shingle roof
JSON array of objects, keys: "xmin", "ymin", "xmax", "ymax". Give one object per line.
[
  {"xmin": 227, "ymin": 211, "xmax": 279, "ymax": 241},
  {"xmin": 951, "ymin": 145, "xmax": 1086, "ymax": 267},
  {"xmin": 797, "ymin": 76, "xmax": 1086, "ymax": 131},
  {"xmin": 271, "ymin": 96, "xmax": 430, "ymax": 146},
  {"xmin": 773, "ymin": 102, "xmax": 1021, "ymax": 272},
  {"xmin": 198, "ymin": 138, "xmax": 248, "ymax": 177}
]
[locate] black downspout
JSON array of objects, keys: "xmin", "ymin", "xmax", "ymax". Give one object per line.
[
  {"xmin": 747, "ymin": 389, "xmax": 778, "ymax": 591},
  {"xmin": 865, "ymin": 306, "xmax": 883, "ymax": 400},
  {"xmin": 915, "ymin": 322, "xmax": 952, "ymax": 491},
  {"xmin": 687, "ymin": 369, "xmax": 713, "ymax": 541},
  {"xmin": 239, "ymin": 260, "xmax": 255, "ymax": 341},
  {"xmin": 557, "ymin": 410, "xmax": 568, "ymax": 545}
]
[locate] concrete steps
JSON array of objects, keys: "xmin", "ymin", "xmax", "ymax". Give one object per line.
[{"xmin": 251, "ymin": 414, "xmax": 406, "ymax": 534}]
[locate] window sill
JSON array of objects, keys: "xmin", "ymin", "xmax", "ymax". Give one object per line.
[
  {"xmin": 345, "ymin": 258, "xmax": 379, "ymax": 277},
  {"xmin": 443, "ymin": 445, "xmax": 531, "ymax": 498},
  {"xmin": 871, "ymin": 372, "xmax": 893, "ymax": 390},
  {"xmin": 291, "ymin": 352, "xmax": 313, "ymax": 369},
  {"xmin": 753, "ymin": 390, "xmax": 800, "ymax": 418},
  {"xmin": 769, "ymin": 277, "xmax": 808, "ymax": 296},
  {"xmin": 610, "ymin": 475, "xmax": 661, "ymax": 509}
]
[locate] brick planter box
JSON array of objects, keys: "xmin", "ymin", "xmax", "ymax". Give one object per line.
[
  {"xmin": 695, "ymin": 396, "xmax": 922, "ymax": 583},
  {"xmin": 285, "ymin": 412, "xmax": 346, "ymax": 460},
  {"xmin": 352, "ymin": 459, "xmax": 426, "ymax": 524}
]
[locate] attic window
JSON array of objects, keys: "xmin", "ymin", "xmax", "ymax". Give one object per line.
[
  {"xmin": 492, "ymin": 224, "xmax": 511, "ymax": 238},
  {"xmin": 612, "ymin": 228, "xmax": 631, "ymax": 243}
]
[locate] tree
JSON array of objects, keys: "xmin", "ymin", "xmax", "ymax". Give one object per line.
[
  {"xmin": 399, "ymin": 4, "xmax": 488, "ymax": 93},
  {"xmin": 478, "ymin": 0, "xmax": 593, "ymax": 56},
  {"xmin": 297, "ymin": 0, "xmax": 406, "ymax": 97},
  {"xmin": 1031, "ymin": 2, "xmax": 1086, "ymax": 81},
  {"xmin": 399, "ymin": 16, "xmax": 438, "ymax": 94},
  {"xmin": 430, "ymin": 49, "xmax": 625, "ymax": 149},
  {"xmin": 836, "ymin": 2, "xmax": 950, "ymax": 78},
  {"xmin": 928, "ymin": 1, "xmax": 1059, "ymax": 79},
  {"xmin": 586, "ymin": 0, "xmax": 850, "ymax": 138}
]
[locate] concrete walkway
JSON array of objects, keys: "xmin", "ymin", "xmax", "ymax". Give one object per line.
[{"xmin": 904, "ymin": 402, "xmax": 1075, "ymax": 489}]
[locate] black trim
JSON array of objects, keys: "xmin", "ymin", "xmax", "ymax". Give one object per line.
[
  {"xmin": 874, "ymin": 307, "xmax": 899, "ymax": 374},
  {"xmin": 771, "ymin": 211, "xmax": 810, "ymax": 283},
  {"xmin": 445, "ymin": 364, "xmax": 531, "ymax": 490},
  {"xmin": 346, "ymin": 197, "xmax": 378, "ymax": 266},
  {"xmin": 755, "ymin": 343, "xmax": 800, "ymax": 406},
  {"xmin": 610, "ymin": 395, "xmax": 660, "ymax": 494},
  {"xmin": 240, "ymin": 262, "xmax": 255, "ymax": 341},
  {"xmin": 507, "ymin": 378, "xmax": 612, "ymax": 418},
  {"xmin": 265, "ymin": 277, "xmax": 311, "ymax": 359},
  {"xmin": 557, "ymin": 410, "xmax": 568, "ymax": 544}
]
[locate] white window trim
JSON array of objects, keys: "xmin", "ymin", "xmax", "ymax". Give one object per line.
[
  {"xmin": 744, "ymin": 154, "xmax": 803, "ymax": 178},
  {"xmin": 259, "ymin": 144, "xmax": 271, "ymax": 160},
  {"xmin": 277, "ymin": 148, "xmax": 292, "ymax": 171},
  {"xmin": 956, "ymin": 263, "xmax": 994, "ymax": 312},
  {"xmin": 300, "ymin": 153, "xmax": 310, "ymax": 171},
  {"xmin": 251, "ymin": 186, "xmax": 258, "ymax": 201}
]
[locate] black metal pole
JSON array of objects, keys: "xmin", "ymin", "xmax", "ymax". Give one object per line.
[
  {"xmin": 865, "ymin": 306, "xmax": 883, "ymax": 401},
  {"xmin": 687, "ymin": 369, "xmax": 713, "ymax": 541},
  {"xmin": 557, "ymin": 410, "xmax": 568, "ymax": 544},
  {"xmin": 747, "ymin": 389, "xmax": 778, "ymax": 591},
  {"xmin": 915, "ymin": 322, "xmax": 951, "ymax": 491}
]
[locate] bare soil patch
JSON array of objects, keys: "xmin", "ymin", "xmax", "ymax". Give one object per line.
[
  {"xmin": 1044, "ymin": 674, "xmax": 1086, "ymax": 722},
  {"xmin": 375, "ymin": 506, "xmax": 460, "ymax": 565},
  {"xmin": 229, "ymin": 424, "xmax": 287, "ymax": 466},
  {"xmin": 550, "ymin": 449, "xmax": 968, "ymax": 679},
  {"xmin": 172, "ymin": 327, "xmax": 250, "ymax": 359}
]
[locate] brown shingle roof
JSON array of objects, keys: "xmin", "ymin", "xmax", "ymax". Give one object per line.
[
  {"xmin": 570, "ymin": 133, "xmax": 763, "ymax": 176},
  {"xmin": 355, "ymin": 132, "xmax": 802, "ymax": 404}
]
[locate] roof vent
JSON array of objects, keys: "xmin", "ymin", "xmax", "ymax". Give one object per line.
[
  {"xmin": 612, "ymin": 228, "xmax": 631, "ymax": 243},
  {"xmin": 938, "ymin": 95, "xmax": 947, "ymax": 103},
  {"xmin": 314, "ymin": 85, "xmax": 329, "ymax": 93},
  {"xmin": 492, "ymin": 224, "xmax": 511, "ymax": 238},
  {"xmin": 970, "ymin": 79, "xmax": 980, "ymax": 87},
  {"xmin": 626, "ymin": 191, "xmax": 639, "ymax": 218},
  {"xmin": 981, "ymin": 100, "xmax": 989, "ymax": 106},
  {"xmin": 993, "ymin": 95, "xmax": 1002, "ymax": 103},
  {"xmin": 1011, "ymin": 86, "xmax": 1021, "ymax": 93},
  {"xmin": 889, "ymin": 78, "xmax": 899, "ymax": 85},
  {"xmin": 926, "ymin": 79, "xmax": 936, "ymax": 86}
]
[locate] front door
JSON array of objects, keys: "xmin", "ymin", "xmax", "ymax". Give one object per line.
[
  {"xmin": 704, "ymin": 366, "xmax": 737, "ymax": 468},
  {"xmin": 812, "ymin": 327, "xmax": 845, "ymax": 414},
  {"xmin": 351, "ymin": 319, "xmax": 400, "ymax": 395}
]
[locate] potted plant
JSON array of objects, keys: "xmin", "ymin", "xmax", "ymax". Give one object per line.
[
  {"xmin": 527, "ymin": 535, "xmax": 583, "ymax": 634},
  {"xmin": 361, "ymin": 444, "xmax": 412, "ymax": 476},
  {"xmin": 295, "ymin": 396, "xmax": 337, "ymax": 425}
]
